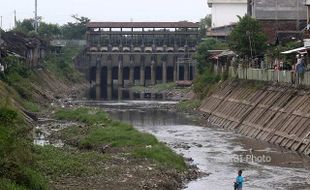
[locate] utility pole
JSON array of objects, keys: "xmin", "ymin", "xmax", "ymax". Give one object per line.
[
  {"xmin": 0, "ymin": 16, "xmax": 2, "ymax": 63},
  {"xmin": 14, "ymin": 10, "xmax": 16, "ymax": 27},
  {"xmin": 34, "ymin": 0, "xmax": 38, "ymax": 32}
]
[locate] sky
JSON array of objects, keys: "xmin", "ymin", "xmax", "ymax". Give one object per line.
[{"xmin": 0, "ymin": 0, "xmax": 210, "ymax": 30}]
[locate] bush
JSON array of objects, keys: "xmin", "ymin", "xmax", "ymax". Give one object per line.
[
  {"xmin": 193, "ymin": 68, "xmax": 220, "ymax": 98},
  {"xmin": 0, "ymin": 107, "xmax": 47, "ymax": 190},
  {"xmin": 44, "ymin": 47, "xmax": 83, "ymax": 83}
]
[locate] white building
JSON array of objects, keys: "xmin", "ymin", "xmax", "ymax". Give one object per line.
[{"xmin": 208, "ymin": 0, "xmax": 248, "ymax": 28}]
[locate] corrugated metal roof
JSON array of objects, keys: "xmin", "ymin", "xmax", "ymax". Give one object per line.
[
  {"xmin": 87, "ymin": 22, "xmax": 199, "ymax": 28},
  {"xmin": 281, "ymin": 47, "xmax": 306, "ymax": 54}
]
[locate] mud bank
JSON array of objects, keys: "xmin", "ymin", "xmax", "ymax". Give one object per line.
[{"xmin": 200, "ymin": 80, "xmax": 310, "ymax": 156}]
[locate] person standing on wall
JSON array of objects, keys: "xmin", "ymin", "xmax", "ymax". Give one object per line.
[
  {"xmin": 295, "ymin": 54, "xmax": 301, "ymax": 85},
  {"xmin": 296, "ymin": 54, "xmax": 305, "ymax": 85}
]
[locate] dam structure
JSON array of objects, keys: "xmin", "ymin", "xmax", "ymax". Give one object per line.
[{"xmin": 75, "ymin": 21, "xmax": 200, "ymax": 88}]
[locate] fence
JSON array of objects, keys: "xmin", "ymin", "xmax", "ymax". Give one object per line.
[
  {"xmin": 50, "ymin": 40, "xmax": 87, "ymax": 47},
  {"xmin": 229, "ymin": 67, "xmax": 310, "ymax": 85}
]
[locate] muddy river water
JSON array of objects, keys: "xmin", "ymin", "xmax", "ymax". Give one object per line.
[{"xmin": 92, "ymin": 100, "xmax": 310, "ymax": 190}]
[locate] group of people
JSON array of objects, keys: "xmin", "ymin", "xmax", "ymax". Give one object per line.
[{"xmin": 273, "ymin": 54, "xmax": 306, "ymax": 85}]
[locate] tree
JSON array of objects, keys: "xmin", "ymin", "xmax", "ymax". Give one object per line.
[
  {"xmin": 198, "ymin": 15, "xmax": 212, "ymax": 38},
  {"xmin": 228, "ymin": 15, "xmax": 267, "ymax": 58},
  {"xmin": 195, "ymin": 38, "xmax": 228, "ymax": 74},
  {"xmin": 14, "ymin": 18, "xmax": 61, "ymax": 40},
  {"xmin": 38, "ymin": 23, "xmax": 61, "ymax": 39},
  {"xmin": 14, "ymin": 19, "xmax": 35, "ymax": 34},
  {"xmin": 61, "ymin": 15, "xmax": 90, "ymax": 39}
]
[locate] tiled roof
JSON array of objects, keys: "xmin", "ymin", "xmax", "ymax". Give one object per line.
[{"xmin": 87, "ymin": 22, "xmax": 199, "ymax": 28}]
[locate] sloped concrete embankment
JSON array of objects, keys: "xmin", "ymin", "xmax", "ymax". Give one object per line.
[{"xmin": 199, "ymin": 81, "xmax": 310, "ymax": 156}]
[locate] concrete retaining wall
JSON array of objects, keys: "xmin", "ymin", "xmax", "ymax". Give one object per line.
[{"xmin": 200, "ymin": 81, "xmax": 310, "ymax": 156}]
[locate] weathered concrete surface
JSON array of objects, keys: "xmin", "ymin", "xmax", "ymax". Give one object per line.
[{"xmin": 200, "ymin": 80, "xmax": 310, "ymax": 156}]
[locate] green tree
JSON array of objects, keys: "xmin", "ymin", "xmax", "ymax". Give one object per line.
[
  {"xmin": 14, "ymin": 19, "xmax": 35, "ymax": 34},
  {"xmin": 38, "ymin": 23, "xmax": 61, "ymax": 40},
  {"xmin": 61, "ymin": 15, "xmax": 90, "ymax": 39},
  {"xmin": 195, "ymin": 38, "xmax": 228, "ymax": 74},
  {"xmin": 228, "ymin": 15, "xmax": 267, "ymax": 58},
  {"xmin": 199, "ymin": 15, "xmax": 212, "ymax": 38}
]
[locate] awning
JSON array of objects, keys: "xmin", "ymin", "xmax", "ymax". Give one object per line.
[
  {"xmin": 211, "ymin": 50, "xmax": 236, "ymax": 59},
  {"xmin": 281, "ymin": 47, "xmax": 306, "ymax": 54}
]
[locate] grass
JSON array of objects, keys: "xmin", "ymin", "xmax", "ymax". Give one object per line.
[
  {"xmin": 34, "ymin": 146, "xmax": 109, "ymax": 178},
  {"xmin": 44, "ymin": 46, "xmax": 83, "ymax": 83},
  {"xmin": 80, "ymin": 122, "xmax": 159, "ymax": 148},
  {"xmin": 0, "ymin": 179, "xmax": 27, "ymax": 190},
  {"xmin": 193, "ymin": 68, "xmax": 221, "ymax": 99},
  {"xmin": 131, "ymin": 82, "xmax": 176, "ymax": 93},
  {"xmin": 55, "ymin": 107, "xmax": 110, "ymax": 125},
  {"xmin": 133, "ymin": 144, "xmax": 187, "ymax": 171},
  {"xmin": 22, "ymin": 101, "xmax": 40, "ymax": 112},
  {"xmin": 176, "ymin": 99, "xmax": 202, "ymax": 112},
  {"xmin": 54, "ymin": 107, "xmax": 188, "ymax": 171}
]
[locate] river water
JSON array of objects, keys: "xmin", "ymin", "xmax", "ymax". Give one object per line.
[{"xmin": 93, "ymin": 100, "xmax": 310, "ymax": 190}]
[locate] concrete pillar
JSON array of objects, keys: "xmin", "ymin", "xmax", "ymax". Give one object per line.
[
  {"xmin": 107, "ymin": 65, "xmax": 112, "ymax": 86},
  {"xmin": 107, "ymin": 85, "xmax": 112, "ymax": 101},
  {"xmin": 140, "ymin": 92, "xmax": 145, "ymax": 100},
  {"xmin": 140, "ymin": 65, "xmax": 145, "ymax": 86},
  {"xmin": 162, "ymin": 61, "xmax": 167, "ymax": 83},
  {"xmin": 173, "ymin": 62, "xmax": 178, "ymax": 81},
  {"xmin": 118, "ymin": 61, "xmax": 123, "ymax": 87},
  {"xmin": 96, "ymin": 85, "xmax": 100, "ymax": 100},
  {"xmin": 191, "ymin": 66, "xmax": 195, "ymax": 80},
  {"xmin": 129, "ymin": 90, "xmax": 134, "ymax": 100},
  {"xmin": 96, "ymin": 66, "xmax": 101, "ymax": 85},
  {"xmin": 118, "ymin": 88, "xmax": 123, "ymax": 100},
  {"xmin": 129, "ymin": 66, "xmax": 135, "ymax": 85},
  {"xmin": 184, "ymin": 63, "xmax": 189, "ymax": 81},
  {"xmin": 151, "ymin": 61, "xmax": 156, "ymax": 85}
]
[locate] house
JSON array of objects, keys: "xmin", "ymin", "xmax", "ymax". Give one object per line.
[
  {"xmin": 207, "ymin": 0, "xmax": 307, "ymax": 43},
  {"xmin": 208, "ymin": 0, "xmax": 248, "ymax": 28},
  {"xmin": 1, "ymin": 32, "xmax": 47, "ymax": 67},
  {"xmin": 250, "ymin": 0, "xmax": 307, "ymax": 44},
  {"xmin": 207, "ymin": 0, "xmax": 248, "ymax": 38}
]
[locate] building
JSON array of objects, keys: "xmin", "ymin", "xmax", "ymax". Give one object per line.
[
  {"xmin": 207, "ymin": 0, "xmax": 247, "ymax": 38},
  {"xmin": 250, "ymin": 0, "xmax": 307, "ymax": 44},
  {"xmin": 208, "ymin": 0, "xmax": 248, "ymax": 28},
  {"xmin": 76, "ymin": 22, "xmax": 200, "ymax": 88},
  {"xmin": 0, "ymin": 32, "xmax": 47, "ymax": 67}
]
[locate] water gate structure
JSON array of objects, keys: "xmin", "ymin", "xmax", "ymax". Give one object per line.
[{"xmin": 75, "ymin": 22, "xmax": 200, "ymax": 88}]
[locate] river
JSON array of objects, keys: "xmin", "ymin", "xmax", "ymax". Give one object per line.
[{"xmin": 91, "ymin": 100, "xmax": 310, "ymax": 190}]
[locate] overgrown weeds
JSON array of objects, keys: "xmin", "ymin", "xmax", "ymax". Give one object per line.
[{"xmin": 54, "ymin": 107, "xmax": 188, "ymax": 171}]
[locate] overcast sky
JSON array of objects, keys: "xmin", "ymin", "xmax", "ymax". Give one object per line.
[{"xmin": 0, "ymin": 0, "xmax": 210, "ymax": 30}]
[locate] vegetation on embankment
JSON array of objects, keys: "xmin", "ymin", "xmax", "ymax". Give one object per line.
[
  {"xmin": 44, "ymin": 46, "xmax": 83, "ymax": 83},
  {"xmin": 54, "ymin": 107, "xmax": 187, "ymax": 171},
  {"xmin": 0, "ymin": 43, "xmax": 86, "ymax": 189},
  {"xmin": 1, "ymin": 45, "xmax": 84, "ymax": 110},
  {"xmin": 0, "ymin": 107, "xmax": 47, "ymax": 190},
  {"xmin": 32, "ymin": 107, "xmax": 193, "ymax": 189},
  {"xmin": 176, "ymin": 99, "xmax": 202, "ymax": 112}
]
